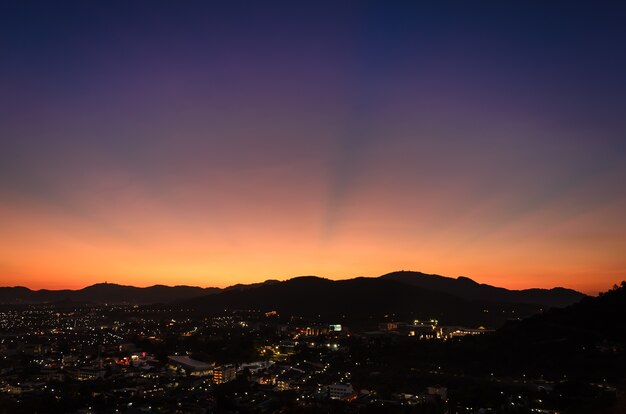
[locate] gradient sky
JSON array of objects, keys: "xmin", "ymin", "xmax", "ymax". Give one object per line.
[{"xmin": 1, "ymin": 2, "xmax": 625, "ymax": 294}]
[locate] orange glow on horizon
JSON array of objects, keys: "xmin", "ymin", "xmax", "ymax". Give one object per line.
[
  {"xmin": 1, "ymin": 174, "xmax": 623, "ymax": 296},
  {"xmin": 1, "ymin": 130, "xmax": 624, "ymax": 297}
]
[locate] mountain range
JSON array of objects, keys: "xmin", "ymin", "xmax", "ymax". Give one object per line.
[
  {"xmin": 0, "ymin": 271, "xmax": 584, "ymax": 307},
  {"xmin": 380, "ymin": 271, "xmax": 584, "ymax": 308},
  {"xmin": 0, "ymin": 271, "xmax": 586, "ymax": 327},
  {"xmin": 0, "ymin": 283, "xmax": 219, "ymax": 305}
]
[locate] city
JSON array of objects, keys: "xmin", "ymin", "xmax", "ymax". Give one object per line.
[{"xmin": 1, "ymin": 279, "xmax": 624, "ymax": 413}]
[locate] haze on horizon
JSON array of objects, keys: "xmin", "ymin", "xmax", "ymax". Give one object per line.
[{"xmin": 1, "ymin": 2, "xmax": 625, "ymax": 295}]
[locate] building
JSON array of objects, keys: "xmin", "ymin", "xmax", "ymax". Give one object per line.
[
  {"xmin": 404, "ymin": 322, "xmax": 438, "ymax": 339},
  {"xmin": 439, "ymin": 326, "xmax": 493, "ymax": 338},
  {"xmin": 276, "ymin": 369, "xmax": 304, "ymax": 391},
  {"xmin": 378, "ymin": 322, "xmax": 398, "ymax": 331},
  {"xmin": 167, "ymin": 356, "xmax": 214, "ymax": 376},
  {"xmin": 329, "ymin": 383, "xmax": 355, "ymax": 400},
  {"xmin": 67, "ymin": 367, "xmax": 106, "ymax": 381},
  {"xmin": 304, "ymin": 325, "xmax": 329, "ymax": 336},
  {"xmin": 238, "ymin": 360, "xmax": 274, "ymax": 373},
  {"xmin": 213, "ymin": 365, "xmax": 236, "ymax": 384},
  {"xmin": 329, "ymin": 324, "xmax": 342, "ymax": 332}
]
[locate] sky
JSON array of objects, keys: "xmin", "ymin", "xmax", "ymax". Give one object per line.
[{"xmin": 1, "ymin": 1, "xmax": 625, "ymax": 294}]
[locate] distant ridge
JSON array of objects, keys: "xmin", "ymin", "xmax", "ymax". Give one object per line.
[
  {"xmin": 0, "ymin": 283, "xmax": 220, "ymax": 304},
  {"xmin": 379, "ymin": 271, "xmax": 585, "ymax": 309},
  {"xmin": 223, "ymin": 279, "xmax": 280, "ymax": 292},
  {"xmin": 0, "ymin": 271, "xmax": 586, "ymax": 314},
  {"xmin": 176, "ymin": 273, "xmax": 588, "ymax": 327},
  {"xmin": 180, "ymin": 275, "xmax": 542, "ymax": 327}
]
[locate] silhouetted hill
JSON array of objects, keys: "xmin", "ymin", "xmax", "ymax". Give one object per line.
[
  {"xmin": 223, "ymin": 279, "xmax": 280, "ymax": 292},
  {"xmin": 380, "ymin": 271, "xmax": 585, "ymax": 308},
  {"xmin": 446, "ymin": 282, "xmax": 626, "ymax": 382},
  {"xmin": 181, "ymin": 276, "xmax": 541, "ymax": 327},
  {"xmin": 498, "ymin": 281, "xmax": 626, "ymax": 344},
  {"xmin": 0, "ymin": 283, "xmax": 220, "ymax": 304},
  {"xmin": 0, "ymin": 272, "xmax": 586, "ymax": 316}
]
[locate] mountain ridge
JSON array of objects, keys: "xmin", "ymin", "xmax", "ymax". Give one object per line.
[
  {"xmin": 0, "ymin": 283, "xmax": 220, "ymax": 304},
  {"xmin": 0, "ymin": 270, "xmax": 586, "ymax": 310},
  {"xmin": 178, "ymin": 275, "xmax": 544, "ymax": 327},
  {"xmin": 380, "ymin": 270, "xmax": 585, "ymax": 308}
]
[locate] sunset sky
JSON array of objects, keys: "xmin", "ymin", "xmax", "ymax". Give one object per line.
[{"xmin": 1, "ymin": 2, "xmax": 625, "ymax": 294}]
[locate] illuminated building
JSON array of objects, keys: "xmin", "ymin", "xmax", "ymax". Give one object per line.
[
  {"xmin": 67, "ymin": 367, "xmax": 106, "ymax": 381},
  {"xmin": 440, "ymin": 326, "xmax": 493, "ymax": 338},
  {"xmin": 378, "ymin": 322, "xmax": 398, "ymax": 331},
  {"xmin": 276, "ymin": 369, "xmax": 305, "ymax": 390},
  {"xmin": 213, "ymin": 365, "xmax": 236, "ymax": 384},
  {"xmin": 167, "ymin": 356, "xmax": 214, "ymax": 376},
  {"xmin": 304, "ymin": 325, "xmax": 329, "ymax": 336},
  {"xmin": 329, "ymin": 383, "xmax": 355, "ymax": 400}
]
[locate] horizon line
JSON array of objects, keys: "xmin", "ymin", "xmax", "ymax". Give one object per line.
[{"xmin": 2, "ymin": 270, "xmax": 612, "ymax": 295}]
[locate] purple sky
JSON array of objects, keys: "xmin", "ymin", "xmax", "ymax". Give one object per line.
[{"xmin": 1, "ymin": 1, "xmax": 625, "ymax": 292}]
